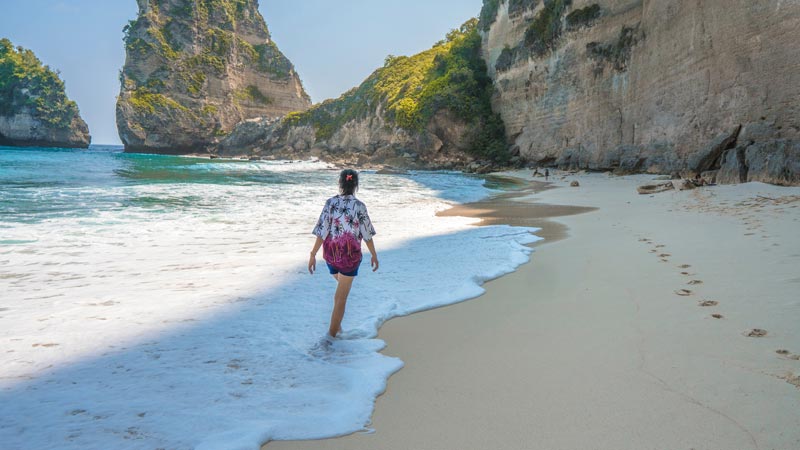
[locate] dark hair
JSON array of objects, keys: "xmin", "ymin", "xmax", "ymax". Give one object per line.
[{"xmin": 339, "ymin": 169, "xmax": 359, "ymax": 195}]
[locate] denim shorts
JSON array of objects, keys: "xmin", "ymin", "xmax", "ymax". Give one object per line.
[{"xmin": 326, "ymin": 260, "xmax": 360, "ymax": 277}]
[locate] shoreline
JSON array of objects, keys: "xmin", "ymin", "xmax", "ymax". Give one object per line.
[{"xmin": 267, "ymin": 170, "xmax": 800, "ymax": 450}]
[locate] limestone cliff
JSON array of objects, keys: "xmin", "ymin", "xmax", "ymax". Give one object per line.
[
  {"xmin": 0, "ymin": 38, "xmax": 90, "ymax": 148},
  {"xmin": 217, "ymin": 20, "xmax": 508, "ymax": 170},
  {"xmin": 116, "ymin": 0, "xmax": 310, "ymax": 154},
  {"xmin": 481, "ymin": 0, "xmax": 800, "ymax": 185}
]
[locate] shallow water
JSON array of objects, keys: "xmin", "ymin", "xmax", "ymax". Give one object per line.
[{"xmin": 0, "ymin": 145, "xmax": 539, "ymax": 449}]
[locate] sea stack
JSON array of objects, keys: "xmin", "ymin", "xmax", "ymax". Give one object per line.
[
  {"xmin": 116, "ymin": 0, "xmax": 311, "ymax": 154},
  {"xmin": 0, "ymin": 38, "xmax": 90, "ymax": 148}
]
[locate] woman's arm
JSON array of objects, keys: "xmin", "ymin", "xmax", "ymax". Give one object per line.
[
  {"xmin": 365, "ymin": 239, "xmax": 379, "ymax": 272},
  {"xmin": 308, "ymin": 236, "xmax": 323, "ymax": 274}
]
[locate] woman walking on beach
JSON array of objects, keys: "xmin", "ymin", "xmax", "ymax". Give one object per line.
[{"xmin": 309, "ymin": 169, "xmax": 379, "ymax": 338}]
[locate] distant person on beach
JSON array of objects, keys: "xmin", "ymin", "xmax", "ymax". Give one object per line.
[
  {"xmin": 545, "ymin": 169, "xmax": 549, "ymax": 180},
  {"xmin": 309, "ymin": 169, "xmax": 379, "ymax": 338}
]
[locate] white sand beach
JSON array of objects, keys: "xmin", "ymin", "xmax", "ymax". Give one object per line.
[{"xmin": 269, "ymin": 171, "xmax": 800, "ymax": 450}]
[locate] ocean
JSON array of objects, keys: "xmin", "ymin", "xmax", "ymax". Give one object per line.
[{"xmin": 0, "ymin": 145, "xmax": 540, "ymax": 449}]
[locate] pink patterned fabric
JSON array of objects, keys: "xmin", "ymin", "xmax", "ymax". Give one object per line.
[
  {"xmin": 322, "ymin": 233, "xmax": 362, "ymax": 273},
  {"xmin": 313, "ymin": 195, "xmax": 376, "ymax": 272}
]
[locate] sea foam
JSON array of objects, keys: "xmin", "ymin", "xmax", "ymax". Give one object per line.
[{"xmin": 0, "ymin": 149, "xmax": 540, "ymax": 449}]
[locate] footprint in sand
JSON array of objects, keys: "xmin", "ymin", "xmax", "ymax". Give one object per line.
[
  {"xmin": 659, "ymin": 253, "xmax": 671, "ymax": 258},
  {"xmin": 711, "ymin": 314, "xmax": 724, "ymax": 319},
  {"xmin": 744, "ymin": 233, "xmax": 755, "ymax": 236},
  {"xmin": 675, "ymin": 289, "xmax": 693, "ymax": 296},
  {"xmin": 776, "ymin": 350, "xmax": 800, "ymax": 361},
  {"xmin": 699, "ymin": 300, "xmax": 718, "ymax": 307},
  {"xmin": 688, "ymin": 280, "xmax": 703, "ymax": 285},
  {"xmin": 32, "ymin": 343, "xmax": 60, "ymax": 348},
  {"xmin": 656, "ymin": 245, "xmax": 665, "ymax": 248},
  {"xmin": 680, "ymin": 271, "xmax": 692, "ymax": 276},
  {"xmin": 678, "ymin": 264, "xmax": 691, "ymax": 269},
  {"xmin": 649, "ymin": 249, "xmax": 658, "ymax": 253},
  {"xmin": 744, "ymin": 329, "xmax": 768, "ymax": 338}
]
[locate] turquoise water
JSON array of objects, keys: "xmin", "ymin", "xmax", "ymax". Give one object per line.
[
  {"xmin": 0, "ymin": 145, "xmax": 492, "ymax": 224},
  {"xmin": 0, "ymin": 145, "xmax": 302, "ymax": 223}
]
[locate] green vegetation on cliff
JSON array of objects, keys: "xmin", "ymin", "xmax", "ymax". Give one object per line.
[
  {"xmin": 586, "ymin": 25, "xmax": 642, "ymax": 72},
  {"xmin": 491, "ymin": 0, "xmax": 603, "ymax": 71},
  {"xmin": 284, "ymin": 19, "xmax": 508, "ymax": 162},
  {"xmin": 479, "ymin": 0, "xmax": 540, "ymax": 31},
  {"xmin": 524, "ymin": 0, "xmax": 572, "ymax": 56},
  {"xmin": 0, "ymin": 38, "xmax": 80, "ymax": 128},
  {"xmin": 479, "ymin": 0, "xmax": 501, "ymax": 31},
  {"xmin": 119, "ymin": 0, "xmax": 298, "ymax": 128},
  {"xmin": 565, "ymin": 4, "xmax": 601, "ymax": 30}
]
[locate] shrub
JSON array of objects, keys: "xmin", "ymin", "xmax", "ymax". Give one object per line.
[
  {"xmin": 586, "ymin": 26, "xmax": 641, "ymax": 71},
  {"xmin": 253, "ymin": 42, "xmax": 293, "ymax": 79},
  {"xmin": 495, "ymin": 46, "xmax": 516, "ymax": 71},
  {"xmin": 128, "ymin": 87, "xmax": 188, "ymax": 114},
  {"xmin": 478, "ymin": 0, "xmax": 501, "ymax": 31},
  {"xmin": 234, "ymin": 85, "xmax": 271, "ymax": 105},
  {"xmin": 524, "ymin": 0, "xmax": 573, "ymax": 56},
  {"xmin": 508, "ymin": 0, "xmax": 539, "ymax": 17},
  {"xmin": 0, "ymin": 38, "xmax": 80, "ymax": 128},
  {"xmin": 565, "ymin": 4, "xmax": 601, "ymax": 30}
]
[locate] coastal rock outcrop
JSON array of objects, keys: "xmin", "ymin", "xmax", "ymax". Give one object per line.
[
  {"xmin": 217, "ymin": 19, "xmax": 509, "ymax": 170},
  {"xmin": 116, "ymin": 0, "xmax": 310, "ymax": 154},
  {"xmin": 0, "ymin": 38, "xmax": 90, "ymax": 148},
  {"xmin": 480, "ymin": 0, "xmax": 800, "ymax": 185}
]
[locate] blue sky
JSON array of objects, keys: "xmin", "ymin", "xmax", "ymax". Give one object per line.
[{"xmin": 0, "ymin": 0, "xmax": 482, "ymax": 144}]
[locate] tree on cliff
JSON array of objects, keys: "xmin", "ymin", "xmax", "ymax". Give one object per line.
[{"xmin": 0, "ymin": 38, "xmax": 89, "ymax": 146}]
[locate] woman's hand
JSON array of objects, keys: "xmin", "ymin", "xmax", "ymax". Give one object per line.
[
  {"xmin": 308, "ymin": 237, "xmax": 323, "ymax": 275},
  {"xmin": 365, "ymin": 239, "xmax": 379, "ymax": 272}
]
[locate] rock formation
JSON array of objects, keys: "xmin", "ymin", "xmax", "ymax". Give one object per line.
[
  {"xmin": 216, "ymin": 19, "xmax": 508, "ymax": 170},
  {"xmin": 0, "ymin": 38, "xmax": 90, "ymax": 148},
  {"xmin": 480, "ymin": 0, "xmax": 800, "ymax": 185},
  {"xmin": 116, "ymin": 0, "xmax": 310, "ymax": 154}
]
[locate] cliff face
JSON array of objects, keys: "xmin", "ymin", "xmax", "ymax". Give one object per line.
[
  {"xmin": 0, "ymin": 38, "xmax": 90, "ymax": 148},
  {"xmin": 219, "ymin": 108, "xmax": 476, "ymax": 169},
  {"xmin": 116, "ymin": 0, "xmax": 310, "ymax": 154},
  {"xmin": 481, "ymin": 0, "xmax": 800, "ymax": 185},
  {"xmin": 217, "ymin": 19, "xmax": 508, "ymax": 170}
]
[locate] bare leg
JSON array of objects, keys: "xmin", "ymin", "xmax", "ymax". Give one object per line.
[{"xmin": 328, "ymin": 274, "xmax": 354, "ymax": 337}]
